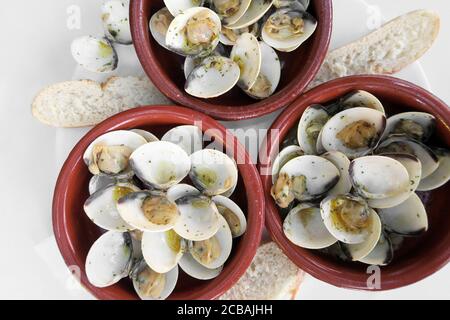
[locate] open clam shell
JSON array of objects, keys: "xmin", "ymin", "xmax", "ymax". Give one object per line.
[
  {"xmin": 84, "ymin": 182, "xmax": 140, "ymax": 232},
  {"xmin": 162, "ymin": 125, "xmax": 203, "ymax": 155},
  {"xmin": 117, "ymin": 191, "xmax": 180, "ymax": 232},
  {"xmin": 321, "ymin": 151, "xmax": 352, "ymax": 196},
  {"xmin": 179, "ymin": 252, "xmax": 223, "ymax": 280},
  {"xmin": 230, "ymin": 33, "xmax": 262, "ymax": 90},
  {"xmin": 271, "ymin": 145, "xmax": 304, "ymax": 183},
  {"xmin": 226, "ymin": 0, "xmax": 275, "ymax": 30},
  {"xmin": 163, "ymin": 0, "xmax": 205, "ymax": 16},
  {"xmin": 212, "ymin": 195, "xmax": 247, "ymax": 238},
  {"xmin": 340, "ymin": 90, "xmax": 385, "ymax": 115},
  {"xmin": 130, "ymin": 129, "xmax": 159, "ymax": 143},
  {"xmin": 173, "ymin": 195, "xmax": 221, "ymax": 241},
  {"xmin": 131, "ymin": 259, "xmax": 178, "ymax": 300},
  {"xmin": 130, "ymin": 141, "xmax": 191, "ymax": 190},
  {"xmin": 357, "ymin": 232, "xmax": 394, "ymax": 266},
  {"xmin": 213, "ymin": 0, "xmax": 252, "ymax": 26},
  {"xmin": 283, "ymin": 203, "xmax": 337, "ymax": 249},
  {"xmin": 166, "ymin": 184, "xmax": 201, "ymax": 203},
  {"xmin": 381, "ymin": 112, "xmax": 436, "ymax": 142},
  {"xmin": 297, "ymin": 104, "xmax": 329, "ymax": 155},
  {"xmin": 417, "ymin": 148, "xmax": 450, "ymax": 191},
  {"xmin": 149, "ymin": 7, "xmax": 174, "ymax": 49},
  {"xmin": 378, "ymin": 193, "xmax": 428, "ymax": 236},
  {"xmin": 85, "ymin": 231, "xmax": 133, "ymax": 288}
]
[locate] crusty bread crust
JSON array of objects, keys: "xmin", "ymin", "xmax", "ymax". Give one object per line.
[
  {"xmin": 309, "ymin": 10, "xmax": 440, "ymax": 89},
  {"xmin": 31, "ymin": 76, "xmax": 171, "ymax": 128}
]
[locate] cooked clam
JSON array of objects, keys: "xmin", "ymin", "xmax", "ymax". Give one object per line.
[
  {"xmin": 320, "ymin": 195, "xmax": 378, "ymax": 244},
  {"xmin": 219, "ymin": 22, "xmax": 259, "ymax": 45},
  {"xmin": 131, "ymin": 259, "xmax": 178, "ymax": 300},
  {"xmin": 173, "ymin": 195, "xmax": 221, "ymax": 241},
  {"xmin": 185, "ymin": 56, "xmax": 241, "ymax": 98},
  {"xmin": 84, "ymin": 182, "xmax": 140, "ymax": 231},
  {"xmin": 117, "ymin": 191, "xmax": 180, "ymax": 232},
  {"xmin": 189, "ymin": 149, "xmax": 238, "ymax": 196},
  {"xmin": 166, "ymin": 7, "xmax": 221, "ymax": 57},
  {"xmin": 376, "ymin": 135, "xmax": 439, "ymax": 179},
  {"xmin": 71, "ymin": 36, "xmax": 118, "ymax": 73},
  {"xmin": 245, "ymin": 41, "xmax": 281, "ymax": 99},
  {"xmin": 141, "ymin": 230, "xmax": 186, "ymax": 273},
  {"xmin": 381, "ymin": 112, "xmax": 436, "ymax": 141},
  {"xmin": 378, "ymin": 193, "xmax": 428, "ymax": 236},
  {"xmin": 350, "ymin": 156, "xmax": 410, "ymax": 200},
  {"xmin": 283, "ymin": 203, "xmax": 337, "ymax": 249},
  {"xmin": 367, "ymin": 153, "xmax": 422, "ymax": 209},
  {"xmin": 213, "ymin": 0, "xmax": 252, "ymax": 26},
  {"xmin": 227, "ymin": 0, "xmax": 275, "ymax": 30},
  {"xmin": 162, "ymin": 125, "xmax": 203, "ymax": 155},
  {"xmin": 212, "ymin": 195, "xmax": 247, "ymax": 238},
  {"xmin": 163, "ymin": 0, "xmax": 205, "ymax": 17},
  {"xmin": 321, "ymin": 107, "xmax": 386, "ymax": 159},
  {"xmin": 83, "ymin": 130, "xmax": 146, "ymax": 178},
  {"xmin": 230, "ymin": 33, "xmax": 262, "ymax": 90},
  {"xmin": 340, "ymin": 90, "xmax": 385, "ymax": 114},
  {"xmin": 297, "ymin": 104, "xmax": 329, "ymax": 154},
  {"xmin": 85, "ymin": 231, "xmax": 133, "ymax": 288},
  {"xmin": 271, "ymin": 145, "xmax": 304, "ymax": 183},
  {"xmin": 357, "ymin": 232, "xmax": 393, "ymax": 266},
  {"xmin": 272, "ymin": 155, "xmax": 340, "ymax": 207},
  {"xmin": 417, "ymin": 148, "xmax": 450, "ymax": 191},
  {"xmin": 321, "ymin": 151, "xmax": 352, "ymax": 196},
  {"xmin": 101, "ymin": 0, "xmax": 132, "ymax": 45},
  {"xmin": 188, "ymin": 215, "xmax": 232, "ymax": 269},
  {"xmin": 262, "ymin": 9, "xmax": 317, "ymax": 52},
  {"xmin": 130, "ymin": 141, "xmax": 191, "ymax": 190},
  {"xmin": 149, "ymin": 7, "xmax": 174, "ymax": 49},
  {"xmin": 178, "ymin": 252, "xmax": 223, "ymax": 280}
]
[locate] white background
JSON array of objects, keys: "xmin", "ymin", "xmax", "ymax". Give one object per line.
[{"xmin": 0, "ymin": 0, "xmax": 449, "ymax": 299}]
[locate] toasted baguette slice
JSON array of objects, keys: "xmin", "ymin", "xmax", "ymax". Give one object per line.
[
  {"xmin": 32, "ymin": 76, "xmax": 171, "ymax": 127},
  {"xmin": 220, "ymin": 242, "xmax": 304, "ymax": 300},
  {"xmin": 309, "ymin": 10, "xmax": 440, "ymax": 89}
]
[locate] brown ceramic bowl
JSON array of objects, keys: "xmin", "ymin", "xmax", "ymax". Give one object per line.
[
  {"xmin": 53, "ymin": 106, "xmax": 265, "ymax": 300},
  {"xmin": 130, "ymin": 0, "xmax": 333, "ymax": 121},
  {"xmin": 261, "ymin": 75, "xmax": 450, "ymax": 290}
]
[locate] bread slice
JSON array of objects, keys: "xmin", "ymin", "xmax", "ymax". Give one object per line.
[
  {"xmin": 220, "ymin": 242, "xmax": 304, "ymax": 300},
  {"xmin": 309, "ymin": 10, "xmax": 440, "ymax": 89},
  {"xmin": 31, "ymin": 76, "xmax": 171, "ymax": 127}
]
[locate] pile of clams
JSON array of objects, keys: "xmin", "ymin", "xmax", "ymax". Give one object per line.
[
  {"xmin": 149, "ymin": 0, "xmax": 317, "ymax": 99},
  {"xmin": 83, "ymin": 127, "xmax": 246, "ymax": 299},
  {"xmin": 71, "ymin": 0, "xmax": 132, "ymax": 73},
  {"xmin": 271, "ymin": 90, "xmax": 450, "ymax": 266}
]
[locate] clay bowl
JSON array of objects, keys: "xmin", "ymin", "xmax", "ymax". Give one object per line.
[
  {"xmin": 53, "ymin": 106, "xmax": 265, "ymax": 300},
  {"xmin": 261, "ymin": 75, "xmax": 450, "ymax": 290},
  {"xmin": 130, "ymin": 0, "xmax": 333, "ymax": 121}
]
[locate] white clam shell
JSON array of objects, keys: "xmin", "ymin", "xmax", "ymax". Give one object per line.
[
  {"xmin": 185, "ymin": 56, "xmax": 240, "ymax": 98},
  {"xmin": 378, "ymin": 193, "xmax": 428, "ymax": 236},
  {"xmin": 212, "ymin": 195, "xmax": 247, "ymax": 238},
  {"xmin": 141, "ymin": 231, "xmax": 185, "ymax": 273},
  {"xmin": 162, "ymin": 125, "xmax": 203, "ymax": 155},
  {"xmin": 189, "ymin": 215, "xmax": 233, "ymax": 269},
  {"xmin": 189, "ymin": 149, "xmax": 238, "ymax": 196},
  {"xmin": 166, "ymin": 184, "xmax": 201, "ymax": 203},
  {"xmin": 271, "ymin": 145, "xmax": 304, "ymax": 183},
  {"xmin": 417, "ymin": 148, "xmax": 450, "ymax": 191},
  {"xmin": 84, "ymin": 182, "xmax": 140, "ymax": 232},
  {"xmin": 86, "ymin": 231, "xmax": 132, "ymax": 288},
  {"xmin": 320, "ymin": 195, "xmax": 375, "ymax": 244},
  {"xmin": 163, "ymin": 0, "xmax": 204, "ymax": 16},
  {"xmin": 321, "ymin": 151, "xmax": 352, "ymax": 196},
  {"xmin": 130, "ymin": 129, "xmax": 159, "ymax": 142},
  {"xmin": 178, "ymin": 252, "xmax": 223, "ymax": 280},
  {"xmin": 71, "ymin": 36, "xmax": 118, "ymax": 73},
  {"xmin": 381, "ymin": 112, "xmax": 436, "ymax": 141},
  {"xmin": 340, "ymin": 209, "xmax": 382, "ymax": 261},
  {"xmin": 261, "ymin": 9, "xmax": 317, "ymax": 52},
  {"xmin": 173, "ymin": 195, "xmax": 221, "ymax": 241},
  {"xmin": 279, "ymin": 155, "xmax": 340, "ymax": 201},
  {"xmin": 132, "ymin": 262, "xmax": 179, "ymax": 300},
  {"xmin": 117, "ymin": 191, "xmax": 179, "ymax": 232},
  {"xmin": 220, "ymin": 0, "xmax": 252, "ymax": 26},
  {"xmin": 230, "ymin": 33, "xmax": 262, "ymax": 90},
  {"xmin": 341, "ymin": 90, "xmax": 385, "ymax": 114},
  {"xmin": 227, "ymin": 0, "xmax": 274, "ymax": 30},
  {"xmin": 130, "ymin": 141, "xmax": 191, "ymax": 189},
  {"xmin": 321, "ymin": 107, "xmax": 386, "ymax": 159},
  {"xmin": 166, "ymin": 7, "xmax": 221, "ymax": 57},
  {"xmin": 149, "ymin": 7, "xmax": 173, "ymax": 49},
  {"xmin": 101, "ymin": 0, "xmax": 132, "ymax": 45},
  {"xmin": 245, "ymin": 41, "xmax": 281, "ymax": 99},
  {"xmin": 350, "ymin": 156, "xmax": 410, "ymax": 200},
  {"xmin": 367, "ymin": 154, "xmax": 422, "ymax": 209},
  {"xmin": 283, "ymin": 203, "xmax": 337, "ymax": 249},
  {"xmin": 88, "ymin": 175, "xmax": 117, "ymax": 195},
  {"xmin": 297, "ymin": 105, "xmax": 329, "ymax": 155},
  {"xmin": 358, "ymin": 233, "xmax": 393, "ymax": 266}
]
